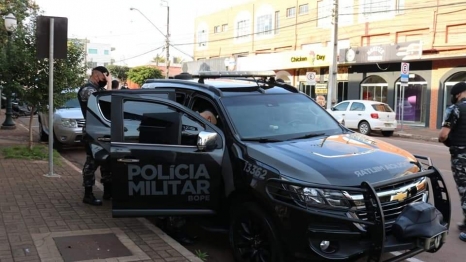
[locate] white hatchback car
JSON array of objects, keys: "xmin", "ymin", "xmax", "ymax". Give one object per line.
[{"xmin": 327, "ymin": 100, "xmax": 397, "ymax": 136}]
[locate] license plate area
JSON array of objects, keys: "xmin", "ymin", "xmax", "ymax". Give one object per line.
[
  {"xmin": 384, "ymin": 123, "xmax": 392, "ymax": 127},
  {"xmin": 417, "ymin": 231, "xmax": 448, "ymax": 252}
]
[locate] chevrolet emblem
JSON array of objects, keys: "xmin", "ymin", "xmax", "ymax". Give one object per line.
[{"xmin": 391, "ymin": 191, "xmax": 408, "ymax": 202}]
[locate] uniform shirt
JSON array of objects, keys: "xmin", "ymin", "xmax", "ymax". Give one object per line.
[
  {"xmin": 442, "ymin": 104, "xmax": 460, "ymax": 129},
  {"xmin": 78, "ymin": 80, "xmax": 103, "ymax": 118}
]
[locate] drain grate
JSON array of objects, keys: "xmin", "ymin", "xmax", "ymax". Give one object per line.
[{"xmin": 53, "ymin": 233, "xmax": 133, "ymax": 262}]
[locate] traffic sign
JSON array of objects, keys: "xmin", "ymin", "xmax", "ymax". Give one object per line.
[
  {"xmin": 306, "ymin": 72, "xmax": 316, "ymax": 85},
  {"xmin": 400, "ymin": 62, "xmax": 409, "ymax": 83}
]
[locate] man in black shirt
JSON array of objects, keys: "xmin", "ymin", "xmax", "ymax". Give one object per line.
[{"xmin": 77, "ymin": 66, "xmax": 112, "ymax": 205}]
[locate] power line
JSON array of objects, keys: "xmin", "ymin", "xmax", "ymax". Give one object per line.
[{"xmin": 113, "ymin": 45, "xmax": 165, "ymax": 63}]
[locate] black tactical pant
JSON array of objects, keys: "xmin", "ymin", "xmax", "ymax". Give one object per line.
[
  {"xmin": 82, "ymin": 136, "xmax": 112, "ymax": 188},
  {"xmin": 450, "ymin": 147, "xmax": 466, "ymax": 218}
]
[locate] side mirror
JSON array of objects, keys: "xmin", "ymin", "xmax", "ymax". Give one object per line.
[{"xmin": 197, "ymin": 131, "xmax": 218, "ymax": 152}]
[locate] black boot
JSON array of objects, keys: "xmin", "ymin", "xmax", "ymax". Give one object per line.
[
  {"xmin": 103, "ymin": 183, "xmax": 112, "ymax": 200},
  {"xmin": 83, "ymin": 187, "xmax": 102, "ymax": 206},
  {"xmin": 458, "ymin": 219, "xmax": 466, "ymax": 232}
]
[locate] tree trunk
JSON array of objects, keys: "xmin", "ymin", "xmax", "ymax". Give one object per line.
[{"xmin": 28, "ymin": 105, "xmax": 35, "ymax": 150}]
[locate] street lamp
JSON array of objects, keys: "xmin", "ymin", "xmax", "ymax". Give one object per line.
[
  {"xmin": 130, "ymin": 5, "xmax": 170, "ymax": 79},
  {"xmin": 1, "ymin": 13, "xmax": 18, "ymax": 130}
]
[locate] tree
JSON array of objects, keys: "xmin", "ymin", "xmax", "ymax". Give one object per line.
[
  {"xmin": 107, "ymin": 64, "xmax": 130, "ymax": 85},
  {"xmin": 173, "ymin": 56, "xmax": 184, "ymax": 64},
  {"xmin": 127, "ymin": 66, "xmax": 163, "ymax": 86},
  {"xmin": 1, "ymin": 5, "xmax": 87, "ymax": 150},
  {"xmin": 151, "ymin": 54, "xmax": 165, "ymax": 64}
]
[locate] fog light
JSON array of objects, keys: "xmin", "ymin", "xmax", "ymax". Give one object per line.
[
  {"xmin": 60, "ymin": 136, "xmax": 67, "ymax": 141},
  {"xmin": 320, "ymin": 241, "xmax": 330, "ymax": 251}
]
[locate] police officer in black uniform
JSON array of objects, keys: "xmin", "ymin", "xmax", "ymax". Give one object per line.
[
  {"xmin": 438, "ymin": 82, "xmax": 466, "ymax": 242},
  {"xmin": 78, "ymin": 66, "xmax": 113, "ymax": 206}
]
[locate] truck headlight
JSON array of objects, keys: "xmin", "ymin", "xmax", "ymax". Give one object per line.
[
  {"xmin": 61, "ymin": 118, "xmax": 78, "ymax": 128},
  {"xmin": 291, "ymin": 186, "xmax": 352, "ymax": 209}
]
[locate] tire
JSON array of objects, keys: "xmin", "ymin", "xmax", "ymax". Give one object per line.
[
  {"xmin": 358, "ymin": 121, "xmax": 372, "ymax": 135},
  {"xmin": 381, "ymin": 131, "xmax": 394, "ymax": 137},
  {"xmin": 229, "ymin": 202, "xmax": 284, "ymax": 262},
  {"xmin": 38, "ymin": 120, "xmax": 48, "ymax": 142}
]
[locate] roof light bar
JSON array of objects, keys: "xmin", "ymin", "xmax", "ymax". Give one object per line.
[{"xmin": 193, "ymin": 70, "xmax": 277, "ymax": 78}]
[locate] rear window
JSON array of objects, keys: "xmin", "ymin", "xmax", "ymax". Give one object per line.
[{"xmin": 372, "ymin": 104, "xmax": 393, "ymax": 112}]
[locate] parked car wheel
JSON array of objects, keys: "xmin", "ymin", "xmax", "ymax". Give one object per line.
[
  {"xmin": 38, "ymin": 119, "xmax": 48, "ymax": 142},
  {"xmin": 382, "ymin": 131, "xmax": 394, "ymax": 137},
  {"xmin": 358, "ymin": 121, "xmax": 372, "ymax": 135},
  {"xmin": 229, "ymin": 202, "xmax": 283, "ymax": 262}
]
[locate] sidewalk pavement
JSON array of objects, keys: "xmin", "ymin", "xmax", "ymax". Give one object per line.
[
  {"xmin": 0, "ymin": 113, "xmax": 202, "ymax": 262},
  {"xmin": 392, "ymin": 124, "xmax": 440, "ymax": 142}
]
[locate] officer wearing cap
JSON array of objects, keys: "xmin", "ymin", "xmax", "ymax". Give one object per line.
[
  {"xmin": 78, "ymin": 66, "xmax": 113, "ymax": 206},
  {"xmin": 438, "ymin": 82, "xmax": 466, "ymax": 241}
]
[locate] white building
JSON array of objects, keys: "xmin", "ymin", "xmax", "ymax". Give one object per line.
[{"xmin": 85, "ymin": 42, "xmax": 114, "ymax": 75}]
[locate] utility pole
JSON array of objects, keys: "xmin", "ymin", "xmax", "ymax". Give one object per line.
[
  {"xmin": 165, "ymin": 4, "xmax": 170, "ymax": 79},
  {"xmin": 326, "ymin": 0, "xmax": 339, "ymax": 110}
]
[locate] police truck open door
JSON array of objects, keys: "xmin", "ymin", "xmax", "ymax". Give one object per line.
[{"xmin": 109, "ymin": 92, "xmax": 224, "ymax": 217}]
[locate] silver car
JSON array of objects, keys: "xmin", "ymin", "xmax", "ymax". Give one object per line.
[{"xmin": 38, "ymin": 96, "xmax": 84, "ymax": 149}]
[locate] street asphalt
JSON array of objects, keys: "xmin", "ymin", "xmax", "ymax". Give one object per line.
[{"xmin": 17, "ymin": 116, "xmax": 465, "ymax": 262}]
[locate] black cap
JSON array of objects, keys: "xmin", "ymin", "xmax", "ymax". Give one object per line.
[
  {"xmin": 92, "ymin": 66, "xmax": 109, "ymax": 75},
  {"xmin": 450, "ymin": 82, "xmax": 466, "ymax": 96}
]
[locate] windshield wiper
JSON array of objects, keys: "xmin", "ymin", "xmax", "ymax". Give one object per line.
[
  {"xmin": 242, "ymin": 138, "xmax": 283, "ymax": 143},
  {"xmin": 288, "ymin": 132, "xmax": 325, "ymax": 141}
]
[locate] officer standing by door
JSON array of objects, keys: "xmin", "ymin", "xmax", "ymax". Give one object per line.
[
  {"xmin": 78, "ymin": 66, "xmax": 113, "ymax": 205},
  {"xmin": 438, "ymin": 82, "xmax": 466, "ymax": 242}
]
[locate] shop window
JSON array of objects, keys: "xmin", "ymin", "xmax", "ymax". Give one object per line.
[
  {"xmin": 360, "ymin": 75, "xmax": 388, "ymax": 104},
  {"xmin": 394, "ymin": 74, "xmax": 427, "ymax": 124}
]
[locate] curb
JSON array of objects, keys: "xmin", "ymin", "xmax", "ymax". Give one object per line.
[{"xmin": 393, "ymin": 132, "xmax": 438, "ymax": 142}]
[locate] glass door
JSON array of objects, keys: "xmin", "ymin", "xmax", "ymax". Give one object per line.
[
  {"xmin": 299, "ymin": 82, "xmax": 315, "ymax": 98},
  {"xmin": 443, "ymin": 82, "xmax": 458, "ymax": 119},
  {"xmin": 394, "ymin": 82, "xmax": 427, "ymax": 124},
  {"xmin": 337, "ymin": 81, "xmax": 348, "ymax": 102}
]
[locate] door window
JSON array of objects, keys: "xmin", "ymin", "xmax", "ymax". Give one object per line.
[
  {"xmin": 122, "ymin": 100, "xmax": 206, "ymax": 145},
  {"xmin": 350, "ymin": 102, "xmax": 365, "ymax": 111},
  {"xmin": 334, "ymin": 102, "xmax": 349, "ymax": 111}
]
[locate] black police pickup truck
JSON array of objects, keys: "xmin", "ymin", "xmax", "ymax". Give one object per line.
[{"xmin": 85, "ymin": 71, "xmax": 451, "ymax": 262}]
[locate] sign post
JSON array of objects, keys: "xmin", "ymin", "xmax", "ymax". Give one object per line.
[
  {"xmin": 399, "ymin": 62, "xmax": 410, "ymax": 131},
  {"xmin": 306, "ymin": 72, "xmax": 316, "ymax": 86},
  {"xmin": 36, "ymin": 16, "xmax": 68, "ymax": 178}
]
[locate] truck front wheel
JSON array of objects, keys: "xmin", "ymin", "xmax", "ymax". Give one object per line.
[{"xmin": 229, "ymin": 202, "xmax": 284, "ymax": 262}]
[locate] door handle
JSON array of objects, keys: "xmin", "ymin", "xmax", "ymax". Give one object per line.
[
  {"xmin": 342, "ymin": 114, "xmax": 345, "ymax": 116},
  {"xmin": 117, "ymin": 158, "xmax": 140, "ymax": 163},
  {"xmin": 358, "ymin": 114, "xmax": 362, "ymax": 116},
  {"xmin": 97, "ymin": 136, "xmax": 111, "ymax": 142}
]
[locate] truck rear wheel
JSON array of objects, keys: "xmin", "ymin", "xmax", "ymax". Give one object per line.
[{"xmin": 229, "ymin": 202, "xmax": 284, "ymax": 262}]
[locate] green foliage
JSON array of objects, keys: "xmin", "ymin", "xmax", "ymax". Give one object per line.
[
  {"xmin": 151, "ymin": 54, "xmax": 166, "ymax": 63},
  {"xmin": 127, "ymin": 66, "xmax": 163, "ymax": 86},
  {"xmin": 194, "ymin": 250, "xmax": 209, "ymax": 261},
  {"xmin": 107, "ymin": 64, "xmax": 130, "ymax": 84},
  {"xmin": 1, "ymin": 145, "xmax": 62, "ymax": 165}
]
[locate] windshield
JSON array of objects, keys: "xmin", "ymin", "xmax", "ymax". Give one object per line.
[
  {"xmin": 222, "ymin": 93, "xmax": 343, "ymax": 140},
  {"xmin": 58, "ymin": 98, "xmax": 80, "ymax": 108}
]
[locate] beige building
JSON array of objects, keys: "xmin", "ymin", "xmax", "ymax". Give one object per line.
[{"xmin": 190, "ymin": 0, "xmax": 466, "ymax": 129}]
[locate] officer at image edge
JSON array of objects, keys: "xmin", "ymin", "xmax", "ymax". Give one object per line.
[
  {"xmin": 438, "ymin": 81, "xmax": 466, "ymax": 242},
  {"xmin": 77, "ymin": 66, "xmax": 113, "ymax": 206}
]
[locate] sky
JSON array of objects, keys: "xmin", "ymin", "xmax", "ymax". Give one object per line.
[{"xmin": 33, "ymin": 0, "xmax": 250, "ymax": 67}]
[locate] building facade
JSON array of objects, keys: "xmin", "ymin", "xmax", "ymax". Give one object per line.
[
  {"xmin": 85, "ymin": 42, "xmax": 113, "ymax": 75},
  {"xmin": 191, "ymin": 0, "xmax": 466, "ymax": 129}
]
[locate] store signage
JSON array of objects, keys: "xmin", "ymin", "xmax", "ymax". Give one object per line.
[
  {"xmin": 338, "ymin": 41, "xmax": 422, "ymax": 64},
  {"xmin": 236, "ymin": 48, "xmax": 331, "ymax": 71}
]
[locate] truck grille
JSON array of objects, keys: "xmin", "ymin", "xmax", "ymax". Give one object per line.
[
  {"xmin": 77, "ymin": 119, "xmax": 85, "ymax": 128},
  {"xmin": 349, "ymin": 177, "xmax": 428, "ymax": 232}
]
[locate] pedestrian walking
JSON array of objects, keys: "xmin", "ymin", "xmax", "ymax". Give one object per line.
[
  {"xmin": 438, "ymin": 81, "xmax": 466, "ymax": 242},
  {"xmin": 77, "ymin": 66, "xmax": 113, "ymax": 205}
]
